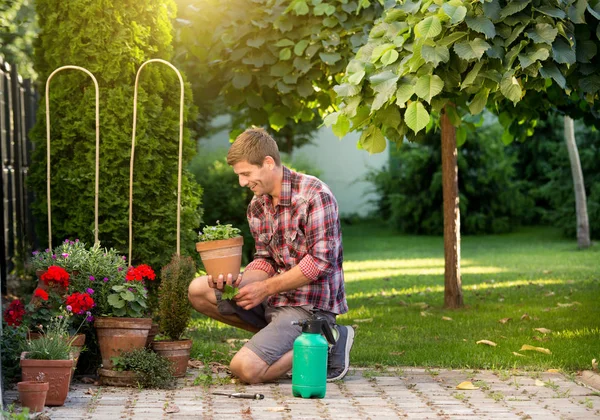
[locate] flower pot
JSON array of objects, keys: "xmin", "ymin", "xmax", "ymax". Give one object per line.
[
  {"xmin": 195, "ymin": 236, "xmax": 243, "ymax": 279},
  {"xmin": 69, "ymin": 333, "xmax": 86, "ymax": 380},
  {"xmin": 94, "ymin": 317, "xmax": 152, "ymax": 369},
  {"xmin": 98, "ymin": 368, "xmax": 140, "ymax": 387},
  {"xmin": 20, "ymin": 354, "xmax": 74, "ymax": 406},
  {"xmin": 146, "ymin": 322, "xmax": 159, "ymax": 348},
  {"xmin": 151, "ymin": 339, "xmax": 193, "ymax": 377},
  {"xmin": 18, "ymin": 381, "xmax": 49, "ymax": 412}
]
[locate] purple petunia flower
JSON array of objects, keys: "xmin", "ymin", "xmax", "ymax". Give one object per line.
[
  {"xmin": 122, "ymin": 256, "xmax": 127, "ymax": 261},
  {"xmin": 128, "ymin": 288, "xmax": 133, "ymax": 292},
  {"xmin": 66, "ymin": 305, "xmax": 72, "ymax": 312},
  {"xmin": 118, "ymin": 267, "xmax": 123, "ymax": 272},
  {"xmin": 75, "ymin": 239, "xmax": 79, "ymax": 243},
  {"xmin": 51, "ymin": 254, "xmax": 57, "ymax": 260},
  {"xmin": 103, "ymin": 277, "xmax": 109, "ymax": 282},
  {"xmin": 45, "ymin": 249, "xmax": 50, "ymax": 253},
  {"xmin": 86, "ymin": 315, "xmax": 94, "ymax": 322},
  {"xmin": 62, "ymin": 253, "xmax": 69, "ymax": 258},
  {"xmin": 89, "ymin": 276, "xmax": 95, "ymax": 281},
  {"xmin": 32, "ymin": 251, "xmax": 39, "ymax": 256},
  {"xmin": 86, "ymin": 288, "xmax": 94, "ymax": 295}
]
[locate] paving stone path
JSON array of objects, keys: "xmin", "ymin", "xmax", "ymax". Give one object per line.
[{"xmin": 4, "ymin": 368, "xmax": 600, "ymax": 419}]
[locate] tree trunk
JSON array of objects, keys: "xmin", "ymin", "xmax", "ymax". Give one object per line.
[
  {"xmin": 441, "ymin": 106, "xmax": 463, "ymax": 308},
  {"xmin": 563, "ymin": 116, "xmax": 591, "ymax": 249}
]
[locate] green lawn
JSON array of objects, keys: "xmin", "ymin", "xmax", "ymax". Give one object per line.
[{"xmin": 189, "ymin": 223, "xmax": 600, "ymax": 372}]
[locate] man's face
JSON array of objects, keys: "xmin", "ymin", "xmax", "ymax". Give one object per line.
[{"xmin": 232, "ymin": 159, "xmax": 273, "ymax": 196}]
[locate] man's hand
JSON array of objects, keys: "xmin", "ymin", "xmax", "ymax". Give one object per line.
[
  {"xmin": 207, "ymin": 273, "xmax": 242, "ymax": 291},
  {"xmin": 235, "ymin": 281, "xmax": 270, "ymax": 310}
]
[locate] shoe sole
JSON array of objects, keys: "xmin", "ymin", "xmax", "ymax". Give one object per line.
[{"xmin": 327, "ymin": 326, "xmax": 355, "ymax": 382}]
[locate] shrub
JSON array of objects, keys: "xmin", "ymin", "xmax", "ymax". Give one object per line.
[
  {"xmin": 367, "ymin": 118, "xmax": 533, "ymax": 235},
  {"xmin": 1, "ymin": 322, "xmax": 27, "ymax": 386},
  {"xmin": 158, "ymin": 255, "xmax": 196, "ymax": 340},
  {"xmin": 28, "ymin": 0, "xmax": 203, "ymax": 272},
  {"xmin": 112, "ymin": 348, "xmax": 176, "ymax": 389}
]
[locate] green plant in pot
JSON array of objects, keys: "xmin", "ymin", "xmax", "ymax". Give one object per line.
[
  {"xmin": 152, "ymin": 254, "xmax": 196, "ymax": 377},
  {"xmin": 196, "ymin": 221, "xmax": 243, "ymax": 284}
]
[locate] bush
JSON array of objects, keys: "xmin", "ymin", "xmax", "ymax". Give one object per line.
[
  {"xmin": 158, "ymin": 255, "xmax": 196, "ymax": 340},
  {"xmin": 1, "ymin": 323, "xmax": 27, "ymax": 386},
  {"xmin": 112, "ymin": 348, "xmax": 176, "ymax": 389},
  {"xmin": 367, "ymin": 119, "xmax": 533, "ymax": 235},
  {"xmin": 28, "ymin": 0, "xmax": 203, "ymax": 272}
]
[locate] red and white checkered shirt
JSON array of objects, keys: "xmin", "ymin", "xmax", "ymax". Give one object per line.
[{"xmin": 245, "ymin": 166, "xmax": 348, "ymax": 315}]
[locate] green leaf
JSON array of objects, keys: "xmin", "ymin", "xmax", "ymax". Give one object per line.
[
  {"xmin": 297, "ymin": 79, "xmax": 314, "ymax": 97},
  {"xmin": 576, "ymin": 40, "xmax": 597, "ymax": 63},
  {"xmin": 527, "ymin": 23, "xmax": 558, "ymax": 44},
  {"xmin": 381, "ymin": 49, "xmax": 399, "ymax": 65},
  {"xmin": 468, "ymin": 87, "xmax": 490, "ymax": 115},
  {"xmin": 275, "ymin": 39, "xmax": 295, "ymax": 47},
  {"xmin": 232, "ymin": 73, "xmax": 252, "ymax": 89},
  {"xmin": 414, "ymin": 74, "xmax": 444, "ymax": 103},
  {"xmin": 462, "ymin": 61, "xmax": 484, "ymax": 89},
  {"xmin": 323, "ymin": 112, "xmax": 339, "ymax": 127},
  {"xmin": 579, "ymin": 74, "xmax": 600, "ymax": 94},
  {"xmin": 438, "ymin": 32, "xmax": 468, "ymax": 47},
  {"xmin": 500, "ymin": 71, "xmax": 522, "ymax": 105},
  {"xmin": 465, "ymin": 17, "xmax": 496, "ymax": 39},
  {"xmin": 222, "ymin": 285, "xmax": 239, "ymax": 300},
  {"xmin": 499, "ymin": 0, "xmax": 531, "ymax": 19},
  {"xmin": 456, "ymin": 125, "xmax": 467, "ymax": 147},
  {"xmin": 247, "ymin": 37, "xmax": 265, "ymax": 48},
  {"xmin": 454, "ymin": 38, "xmax": 491, "ymax": 61},
  {"xmin": 294, "ymin": 40, "xmax": 309, "ymax": 56},
  {"xmin": 442, "ymin": 3, "xmax": 467, "ymax": 25},
  {"xmin": 506, "ymin": 24, "xmax": 526, "ymax": 48},
  {"xmin": 107, "ymin": 294, "xmax": 125, "ymax": 308},
  {"xmin": 293, "ymin": 57, "xmax": 312, "ymax": 73},
  {"xmin": 483, "ymin": 0, "xmax": 501, "ymax": 20},
  {"xmin": 589, "ymin": 0, "xmax": 600, "ymax": 19},
  {"xmin": 359, "ymin": 125, "xmax": 387, "ymax": 154},
  {"xmin": 280, "ymin": 48, "xmax": 292, "ymax": 60},
  {"xmin": 518, "ymin": 46, "xmax": 550, "ymax": 69},
  {"xmin": 536, "ymin": 6, "xmax": 566, "ymax": 18},
  {"xmin": 552, "ymin": 38, "xmax": 576, "ymax": 65},
  {"xmin": 539, "ymin": 62, "xmax": 566, "ymax": 88},
  {"xmin": 271, "ymin": 62, "xmax": 293, "ymax": 77},
  {"xmin": 568, "ymin": 0, "xmax": 587, "ymax": 23},
  {"xmin": 348, "ymin": 70, "xmax": 366, "ymax": 85},
  {"xmin": 421, "ymin": 43, "xmax": 450, "ymax": 66},
  {"xmin": 121, "ymin": 290, "xmax": 135, "ymax": 302},
  {"xmin": 370, "ymin": 71, "xmax": 400, "ymax": 111},
  {"xmin": 405, "ymin": 101, "xmax": 430, "ymax": 134},
  {"xmin": 319, "ymin": 52, "xmax": 342, "ymax": 65},
  {"xmin": 371, "ymin": 43, "xmax": 395, "ymax": 63},
  {"xmin": 293, "ymin": 0, "xmax": 309, "ymax": 15},
  {"xmin": 334, "ymin": 83, "xmax": 361, "ymax": 97},
  {"xmin": 415, "ymin": 16, "xmax": 442, "ymax": 39},
  {"xmin": 395, "ymin": 83, "xmax": 415, "ymax": 107},
  {"xmin": 332, "ymin": 113, "xmax": 350, "ymax": 138},
  {"xmin": 502, "ymin": 129, "xmax": 514, "ymax": 145},
  {"xmin": 445, "ymin": 104, "xmax": 461, "ymax": 126}
]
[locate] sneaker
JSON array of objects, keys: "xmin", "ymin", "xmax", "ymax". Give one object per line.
[{"xmin": 327, "ymin": 325, "xmax": 354, "ymax": 381}]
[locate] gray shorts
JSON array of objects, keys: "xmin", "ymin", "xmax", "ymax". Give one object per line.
[{"xmin": 215, "ymin": 291, "xmax": 335, "ymax": 365}]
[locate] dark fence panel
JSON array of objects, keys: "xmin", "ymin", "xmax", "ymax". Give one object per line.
[{"xmin": 0, "ymin": 57, "xmax": 38, "ymax": 295}]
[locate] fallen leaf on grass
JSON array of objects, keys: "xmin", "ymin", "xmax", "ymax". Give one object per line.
[
  {"xmin": 519, "ymin": 344, "xmax": 552, "ymax": 354},
  {"xmin": 512, "ymin": 352, "xmax": 526, "ymax": 357},
  {"xmin": 412, "ymin": 302, "xmax": 430, "ymax": 309},
  {"xmin": 593, "ymin": 359, "xmax": 598, "ymax": 371},
  {"xmin": 557, "ymin": 302, "xmax": 581, "ymax": 308},
  {"xmin": 241, "ymin": 408, "xmax": 251, "ymax": 415},
  {"xmin": 520, "ymin": 313, "xmax": 530, "ymax": 321},
  {"xmin": 456, "ymin": 381, "xmax": 479, "ymax": 390},
  {"xmin": 441, "ymin": 316, "xmax": 453, "ymax": 321},
  {"xmin": 392, "ymin": 326, "xmax": 407, "ymax": 331},
  {"xmin": 544, "ymin": 291, "xmax": 555, "ymax": 297},
  {"xmin": 164, "ymin": 404, "xmax": 180, "ymax": 414},
  {"xmin": 84, "ymin": 388, "xmax": 96, "ymax": 395},
  {"xmin": 226, "ymin": 338, "xmax": 249, "ymax": 347},
  {"xmin": 266, "ymin": 407, "xmax": 291, "ymax": 412},
  {"xmin": 476, "ymin": 340, "xmax": 497, "ymax": 346},
  {"xmin": 534, "ymin": 328, "xmax": 552, "ymax": 334},
  {"xmin": 188, "ymin": 359, "xmax": 204, "ymax": 369},
  {"xmin": 353, "ymin": 318, "xmax": 373, "ymax": 323},
  {"xmin": 498, "ymin": 318, "xmax": 512, "ymax": 324},
  {"xmin": 390, "ymin": 351, "xmax": 405, "ymax": 356},
  {"xmin": 535, "ymin": 379, "xmax": 546, "ymax": 387},
  {"xmin": 420, "ymin": 311, "xmax": 433, "ymax": 317},
  {"xmin": 533, "ymin": 336, "xmax": 549, "ymax": 342},
  {"xmin": 547, "ymin": 369, "xmax": 560, "ymax": 373}
]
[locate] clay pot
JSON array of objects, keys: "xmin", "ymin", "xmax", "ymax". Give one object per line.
[
  {"xmin": 17, "ymin": 381, "xmax": 49, "ymax": 412},
  {"xmin": 196, "ymin": 236, "xmax": 243, "ymax": 279},
  {"xmin": 98, "ymin": 368, "xmax": 140, "ymax": 387},
  {"xmin": 151, "ymin": 339, "xmax": 193, "ymax": 377},
  {"xmin": 20, "ymin": 354, "xmax": 74, "ymax": 406},
  {"xmin": 146, "ymin": 323, "xmax": 160, "ymax": 348},
  {"xmin": 69, "ymin": 333, "xmax": 86, "ymax": 379},
  {"xmin": 94, "ymin": 317, "xmax": 152, "ymax": 369}
]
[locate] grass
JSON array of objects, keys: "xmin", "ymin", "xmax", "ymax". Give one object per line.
[{"xmin": 189, "ymin": 223, "xmax": 600, "ymax": 372}]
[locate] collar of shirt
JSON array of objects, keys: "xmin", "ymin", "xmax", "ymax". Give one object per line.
[{"xmin": 261, "ymin": 165, "xmax": 292, "ymax": 208}]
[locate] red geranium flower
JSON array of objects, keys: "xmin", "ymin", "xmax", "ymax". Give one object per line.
[
  {"xmin": 33, "ymin": 288, "xmax": 49, "ymax": 301},
  {"xmin": 126, "ymin": 264, "xmax": 156, "ymax": 282},
  {"xmin": 3, "ymin": 299, "xmax": 25, "ymax": 326},
  {"xmin": 65, "ymin": 292, "xmax": 95, "ymax": 315},
  {"xmin": 40, "ymin": 265, "xmax": 70, "ymax": 288}
]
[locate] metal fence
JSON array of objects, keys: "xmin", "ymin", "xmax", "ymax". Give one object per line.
[{"xmin": 0, "ymin": 57, "xmax": 38, "ymax": 295}]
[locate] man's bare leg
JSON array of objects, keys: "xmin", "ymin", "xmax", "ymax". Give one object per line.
[
  {"xmin": 188, "ymin": 276, "xmax": 259, "ymax": 333},
  {"xmin": 229, "ymin": 347, "xmax": 292, "ymax": 384}
]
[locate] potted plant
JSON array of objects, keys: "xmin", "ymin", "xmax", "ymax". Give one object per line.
[
  {"xmin": 30, "ymin": 239, "xmax": 88, "ymax": 281},
  {"xmin": 196, "ymin": 221, "xmax": 243, "ymax": 279},
  {"xmin": 107, "ymin": 348, "xmax": 175, "ymax": 388},
  {"xmin": 17, "ymin": 373, "xmax": 49, "ymax": 413},
  {"xmin": 151, "ymin": 254, "xmax": 196, "ymax": 377},
  {"xmin": 20, "ymin": 314, "xmax": 75, "ymax": 406}
]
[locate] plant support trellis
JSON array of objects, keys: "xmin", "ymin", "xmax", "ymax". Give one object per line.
[
  {"xmin": 129, "ymin": 59, "xmax": 185, "ymax": 263},
  {"xmin": 45, "ymin": 66, "xmax": 100, "ymax": 249}
]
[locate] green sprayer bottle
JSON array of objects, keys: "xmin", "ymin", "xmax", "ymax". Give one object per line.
[{"xmin": 291, "ymin": 316, "xmax": 336, "ymax": 399}]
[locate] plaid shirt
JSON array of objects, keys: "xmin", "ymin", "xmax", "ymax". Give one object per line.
[{"xmin": 245, "ymin": 166, "xmax": 348, "ymax": 315}]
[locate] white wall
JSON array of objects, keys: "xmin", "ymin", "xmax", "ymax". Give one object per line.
[{"xmin": 197, "ymin": 116, "xmax": 387, "ymax": 217}]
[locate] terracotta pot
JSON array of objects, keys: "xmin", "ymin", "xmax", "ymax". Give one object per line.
[
  {"xmin": 20, "ymin": 354, "xmax": 73, "ymax": 406},
  {"xmin": 98, "ymin": 368, "xmax": 140, "ymax": 387},
  {"xmin": 18, "ymin": 381, "xmax": 49, "ymax": 412},
  {"xmin": 151, "ymin": 339, "xmax": 193, "ymax": 377},
  {"xmin": 196, "ymin": 236, "xmax": 243, "ymax": 279},
  {"xmin": 94, "ymin": 317, "xmax": 152, "ymax": 369},
  {"xmin": 146, "ymin": 323, "xmax": 159, "ymax": 348},
  {"xmin": 69, "ymin": 334, "xmax": 86, "ymax": 380}
]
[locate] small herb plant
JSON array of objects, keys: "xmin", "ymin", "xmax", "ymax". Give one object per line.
[
  {"xmin": 111, "ymin": 348, "xmax": 175, "ymax": 389},
  {"xmin": 197, "ymin": 221, "xmax": 241, "ymax": 242},
  {"xmin": 25, "ymin": 314, "xmax": 73, "ymax": 360},
  {"xmin": 158, "ymin": 255, "xmax": 196, "ymax": 341},
  {"xmin": 221, "ymin": 284, "xmax": 239, "ymax": 300}
]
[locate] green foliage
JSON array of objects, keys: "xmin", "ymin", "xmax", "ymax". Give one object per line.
[
  {"xmin": 221, "ymin": 284, "xmax": 239, "ymax": 300},
  {"xmin": 24, "ymin": 315, "xmax": 72, "ymax": 360},
  {"xmin": 158, "ymin": 255, "xmax": 196, "ymax": 340},
  {"xmin": 106, "ymin": 282, "xmax": 148, "ymax": 318},
  {"xmin": 28, "ymin": 0, "xmax": 203, "ymax": 273},
  {"xmin": 1, "ymin": 323, "xmax": 27, "ymax": 386},
  {"xmin": 30, "ymin": 239, "xmax": 88, "ymax": 272},
  {"xmin": 0, "ymin": 0, "xmax": 38, "ymax": 78},
  {"xmin": 367, "ymin": 117, "xmax": 532, "ymax": 234},
  {"xmin": 111, "ymin": 348, "xmax": 176, "ymax": 389},
  {"xmin": 198, "ymin": 222, "xmax": 241, "ymax": 242}
]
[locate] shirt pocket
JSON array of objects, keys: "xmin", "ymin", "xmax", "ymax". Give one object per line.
[{"xmin": 284, "ymin": 230, "xmax": 307, "ymax": 259}]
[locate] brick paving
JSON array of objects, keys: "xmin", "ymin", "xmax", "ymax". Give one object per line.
[{"xmin": 3, "ymin": 367, "xmax": 600, "ymax": 419}]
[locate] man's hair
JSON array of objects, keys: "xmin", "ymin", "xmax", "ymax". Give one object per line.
[{"xmin": 227, "ymin": 127, "xmax": 281, "ymax": 167}]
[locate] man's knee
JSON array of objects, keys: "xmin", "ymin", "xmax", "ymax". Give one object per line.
[
  {"xmin": 230, "ymin": 348, "xmax": 268, "ymax": 384},
  {"xmin": 188, "ymin": 276, "xmax": 214, "ymax": 311}
]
